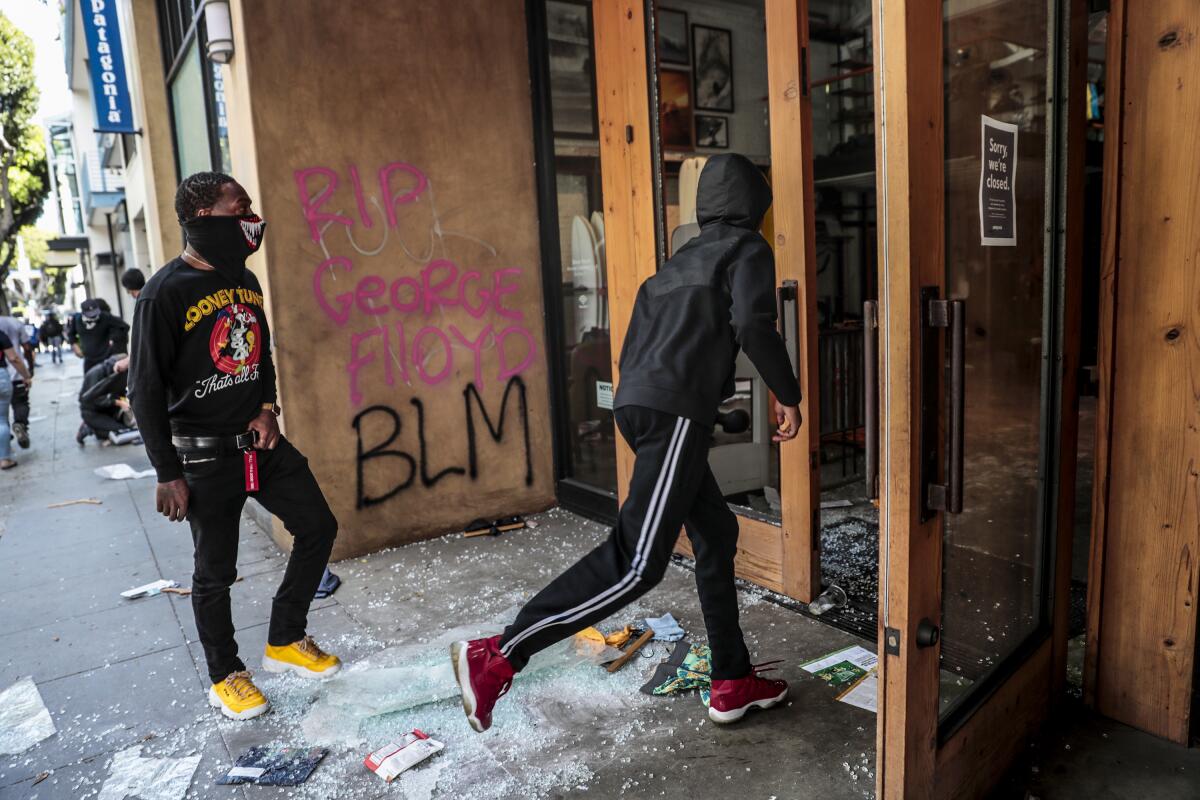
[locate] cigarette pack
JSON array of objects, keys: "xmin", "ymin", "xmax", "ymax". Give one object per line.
[{"xmin": 363, "ymin": 730, "xmax": 444, "ymax": 782}]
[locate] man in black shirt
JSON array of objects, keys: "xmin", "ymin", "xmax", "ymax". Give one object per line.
[
  {"xmin": 129, "ymin": 172, "xmax": 341, "ymax": 721},
  {"xmin": 67, "ymin": 298, "xmax": 129, "ymax": 373}
]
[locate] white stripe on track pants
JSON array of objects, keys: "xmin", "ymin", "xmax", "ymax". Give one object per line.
[{"xmin": 498, "ymin": 405, "xmax": 753, "ymax": 680}]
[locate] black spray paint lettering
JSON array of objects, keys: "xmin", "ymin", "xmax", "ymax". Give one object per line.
[{"xmin": 353, "ymin": 376, "xmax": 532, "ymax": 508}]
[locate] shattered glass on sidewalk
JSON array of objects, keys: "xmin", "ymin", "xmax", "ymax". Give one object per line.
[
  {"xmin": 97, "ymin": 746, "xmax": 201, "ymax": 800},
  {"xmin": 300, "ymin": 607, "xmax": 624, "ymax": 747},
  {"xmin": 0, "ymin": 677, "xmax": 56, "ymax": 755}
]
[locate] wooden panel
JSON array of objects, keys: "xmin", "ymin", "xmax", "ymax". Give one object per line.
[
  {"xmin": 1083, "ymin": 0, "xmax": 1125, "ymax": 709},
  {"xmin": 235, "ymin": 0, "xmax": 554, "ymax": 558},
  {"xmin": 765, "ymin": 0, "xmax": 821, "ymax": 603},
  {"xmin": 592, "ymin": 1, "xmax": 658, "ymax": 502},
  {"xmin": 1091, "ymin": 0, "xmax": 1200, "ymax": 744},
  {"xmin": 872, "ymin": 0, "xmax": 945, "ymax": 796},
  {"xmin": 676, "ymin": 516, "xmax": 785, "ymax": 595},
  {"xmin": 934, "ymin": 640, "xmax": 1053, "ymax": 799},
  {"xmin": 1051, "ymin": 0, "xmax": 1088, "ymax": 698}
]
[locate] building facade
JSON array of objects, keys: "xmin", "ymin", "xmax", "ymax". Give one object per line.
[{"xmin": 61, "ymin": 1, "xmax": 1199, "ymax": 797}]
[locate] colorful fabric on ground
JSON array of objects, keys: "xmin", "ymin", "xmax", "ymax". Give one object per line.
[{"xmin": 641, "ymin": 641, "xmax": 713, "ymax": 707}]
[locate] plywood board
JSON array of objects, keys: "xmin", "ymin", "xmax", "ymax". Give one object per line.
[{"xmin": 233, "ymin": 0, "xmax": 554, "ymax": 557}]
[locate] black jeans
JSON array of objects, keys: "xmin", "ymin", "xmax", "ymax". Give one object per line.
[
  {"xmin": 182, "ymin": 437, "xmax": 338, "ymax": 683},
  {"xmin": 9, "ymin": 380, "xmax": 28, "ymax": 426},
  {"xmin": 499, "ymin": 405, "xmax": 752, "ymax": 680}
]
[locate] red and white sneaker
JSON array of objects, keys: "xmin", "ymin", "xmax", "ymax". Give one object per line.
[
  {"xmin": 708, "ymin": 661, "xmax": 789, "ymax": 724},
  {"xmin": 450, "ymin": 635, "xmax": 515, "ymax": 733}
]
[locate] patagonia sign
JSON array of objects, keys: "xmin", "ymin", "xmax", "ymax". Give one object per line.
[{"xmin": 80, "ymin": 0, "xmax": 137, "ymax": 133}]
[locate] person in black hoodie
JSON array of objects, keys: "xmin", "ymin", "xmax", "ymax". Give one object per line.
[
  {"xmin": 76, "ymin": 354, "xmax": 136, "ymax": 443},
  {"xmin": 40, "ymin": 313, "xmax": 64, "ymax": 364},
  {"xmin": 129, "ymin": 172, "xmax": 341, "ymax": 721},
  {"xmin": 452, "ymin": 154, "xmax": 803, "ymax": 733},
  {"xmin": 67, "ymin": 298, "xmax": 129, "ymax": 373}
]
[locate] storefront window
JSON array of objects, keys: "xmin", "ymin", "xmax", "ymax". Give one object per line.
[
  {"xmin": 169, "ymin": 38, "xmax": 211, "ymax": 180},
  {"xmin": 539, "ymin": 0, "xmax": 618, "ymax": 500},
  {"xmin": 159, "ymin": 0, "xmax": 233, "ymax": 180}
]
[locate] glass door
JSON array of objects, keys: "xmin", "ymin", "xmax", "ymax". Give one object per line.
[
  {"xmin": 937, "ymin": 0, "xmax": 1055, "ymax": 725},
  {"xmin": 873, "ymin": 0, "xmax": 1083, "ymax": 795},
  {"xmin": 588, "ymin": 0, "xmax": 824, "ymax": 602}
]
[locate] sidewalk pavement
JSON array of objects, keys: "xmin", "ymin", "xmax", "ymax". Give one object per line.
[
  {"xmin": 0, "ymin": 355, "xmax": 877, "ymax": 799},
  {"xmin": 4, "ymin": 356, "xmax": 1194, "ymax": 800}
]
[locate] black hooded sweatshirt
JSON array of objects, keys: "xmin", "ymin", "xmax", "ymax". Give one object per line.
[{"xmin": 613, "ymin": 154, "xmax": 801, "ymax": 424}]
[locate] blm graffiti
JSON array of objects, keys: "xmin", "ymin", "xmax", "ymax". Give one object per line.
[{"xmin": 295, "ymin": 161, "xmax": 537, "ymax": 506}]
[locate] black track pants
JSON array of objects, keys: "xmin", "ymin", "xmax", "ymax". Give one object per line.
[{"xmin": 499, "ymin": 405, "xmax": 752, "ymax": 680}]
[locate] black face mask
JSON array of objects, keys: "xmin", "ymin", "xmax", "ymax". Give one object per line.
[{"xmin": 181, "ymin": 214, "xmax": 266, "ymax": 284}]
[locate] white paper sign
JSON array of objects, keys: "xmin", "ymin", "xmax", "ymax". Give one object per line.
[
  {"xmin": 595, "ymin": 381, "xmax": 614, "ymax": 410},
  {"xmin": 980, "ymin": 114, "xmax": 1019, "ymax": 246}
]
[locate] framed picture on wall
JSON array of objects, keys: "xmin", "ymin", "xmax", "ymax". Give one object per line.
[
  {"xmin": 692, "ymin": 24, "xmax": 734, "ymax": 112},
  {"xmin": 657, "ymin": 9, "xmax": 689, "ymax": 66},
  {"xmin": 546, "ymin": 0, "xmax": 597, "ymax": 138},
  {"xmin": 695, "ymin": 114, "xmax": 729, "ymax": 148},
  {"xmin": 659, "ymin": 68, "xmax": 694, "ymax": 150}
]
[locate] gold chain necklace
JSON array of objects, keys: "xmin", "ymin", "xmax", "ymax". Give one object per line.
[{"xmin": 180, "ymin": 250, "xmax": 216, "ymax": 271}]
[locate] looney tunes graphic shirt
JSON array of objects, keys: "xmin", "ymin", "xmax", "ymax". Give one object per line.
[{"xmin": 129, "ymin": 258, "xmax": 278, "ymax": 481}]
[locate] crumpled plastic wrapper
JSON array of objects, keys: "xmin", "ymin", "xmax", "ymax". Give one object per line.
[
  {"xmin": 301, "ymin": 608, "xmax": 623, "ymax": 746},
  {"xmin": 0, "ymin": 677, "xmax": 56, "ymax": 755},
  {"xmin": 98, "ymin": 746, "xmax": 201, "ymax": 800}
]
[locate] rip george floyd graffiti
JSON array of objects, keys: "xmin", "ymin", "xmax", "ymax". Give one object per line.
[{"xmin": 295, "ymin": 161, "xmax": 539, "ymax": 505}]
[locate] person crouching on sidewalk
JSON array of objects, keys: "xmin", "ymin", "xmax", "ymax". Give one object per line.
[
  {"xmin": 77, "ymin": 354, "xmax": 136, "ymax": 444},
  {"xmin": 452, "ymin": 154, "xmax": 803, "ymax": 731},
  {"xmin": 129, "ymin": 172, "xmax": 341, "ymax": 721}
]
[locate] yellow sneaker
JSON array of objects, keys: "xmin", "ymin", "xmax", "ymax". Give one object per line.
[
  {"xmin": 262, "ymin": 635, "xmax": 342, "ymax": 679},
  {"xmin": 207, "ymin": 670, "xmax": 269, "ymax": 720}
]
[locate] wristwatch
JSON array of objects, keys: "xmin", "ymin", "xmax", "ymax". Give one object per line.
[{"xmin": 261, "ymin": 402, "xmax": 281, "ymax": 417}]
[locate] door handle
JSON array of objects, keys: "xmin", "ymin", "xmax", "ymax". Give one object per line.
[
  {"xmin": 776, "ymin": 281, "xmax": 796, "ymax": 345},
  {"xmin": 863, "ymin": 300, "xmax": 879, "ymax": 501},
  {"xmin": 923, "ymin": 293, "xmax": 966, "ymax": 516},
  {"xmin": 777, "ymin": 279, "xmax": 801, "ymax": 378}
]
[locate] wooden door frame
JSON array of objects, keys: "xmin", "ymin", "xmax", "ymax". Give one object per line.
[
  {"xmin": 593, "ymin": 0, "xmax": 822, "ymax": 603},
  {"xmin": 873, "ymin": 0, "xmax": 1087, "ymax": 796},
  {"xmin": 1085, "ymin": 0, "xmax": 1200, "ymax": 744}
]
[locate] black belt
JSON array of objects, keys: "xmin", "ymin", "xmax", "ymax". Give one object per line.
[{"xmin": 172, "ymin": 431, "xmax": 256, "ymax": 453}]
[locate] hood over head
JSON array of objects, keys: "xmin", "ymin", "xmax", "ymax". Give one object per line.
[{"xmin": 696, "ymin": 153, "xmax": 772, "ymax": 230}]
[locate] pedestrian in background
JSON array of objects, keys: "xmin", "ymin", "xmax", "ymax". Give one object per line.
[
  {"xmin": 40, "ymin": 313, "xmax": 64, "ymax": 364},
  {"xmin": 121, "ymin": 269, "xmax": 146, "ymax": 300},
  {"xmin": 20, "ymin": 319, "xmax": 37, "ymax": 375},
  {"xmin": 67, "ymin": 298, "xmax": 129, "ymax": 373},
  {"xmin": 0, "ymin": 327, "xmax": 34, "ymax": 470},
  {"xmin": 0, "ymin": 314, "xmax": 33, "ymax": 450}
]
